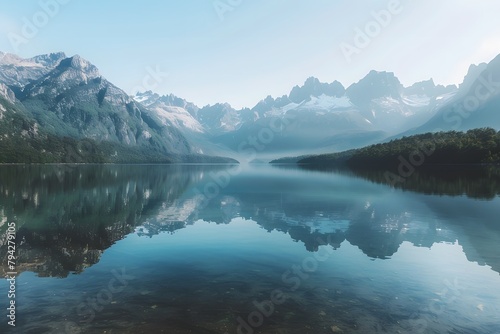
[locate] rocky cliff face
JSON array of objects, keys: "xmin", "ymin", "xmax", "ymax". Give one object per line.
[
  {"xmin": 0, "ymin": 52, "xmax": 192, "ymax": 158},
  {"xmin": 0, "ymin": 51, "xmax": 66, "ymax": 86}
]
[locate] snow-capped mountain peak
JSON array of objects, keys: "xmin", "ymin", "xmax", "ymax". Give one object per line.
[{"xmin": 289, "ymin": 77, "xmax": 345, "ymax": 103}]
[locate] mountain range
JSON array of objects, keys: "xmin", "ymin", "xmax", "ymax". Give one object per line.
[
  {"xmin": 0, "ymin": 51, "xmax": 236, "ymax": 163},
  {"xmin": 1, "ymin": 50, "xmax": 500, "ymax": 162}
]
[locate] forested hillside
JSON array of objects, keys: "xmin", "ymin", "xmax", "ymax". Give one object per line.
[
  {"xmin": 296, "ymin": 128, "xmax": 500, "ymax": 167},
  {"xmin": 0, "ymin": 97, "xmax": 236, "ymax": 164}
]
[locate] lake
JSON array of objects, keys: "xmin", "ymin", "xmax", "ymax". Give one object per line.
[{"xmin": 1, "ymin": 164, "xmax": 500, "ymax": 333}]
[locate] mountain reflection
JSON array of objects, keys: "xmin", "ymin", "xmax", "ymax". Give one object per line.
[
  {"xmin": 1, "ymin": 165, "xmax": 499, "ymax": 278},
  {"xmin": 0, "ymin": 165, "xmax": 210, "ymax": 277}
]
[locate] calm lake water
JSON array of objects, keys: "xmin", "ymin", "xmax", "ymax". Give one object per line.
[{"xmin": 1, "ymin": 164, "xmax": 500, "ymax": 333}]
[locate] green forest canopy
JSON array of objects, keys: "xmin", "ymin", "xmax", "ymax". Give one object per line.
[{"xmin": 297, "ymin": 128, "xmax": 500, "ymax": 167}]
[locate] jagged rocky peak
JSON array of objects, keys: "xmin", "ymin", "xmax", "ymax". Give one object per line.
[
  {"xmin": 58, "ymin": 54, "xmax": 99, "ymax": 74},
  {"xmin": 29, "ymin": 52, "xmax": 67, "ymax": 67},
  {"xmin": 460, "ymin": 62, "xmax": 488, "ymax": 92},
  {"xmin": 346, "ymin": 70, "xmax": 403, "ymax": 106},
  {"xmin": 0, "ymin": 51, "xmax": 17, "ymax": 65},
  {"xmin": 252, "ymin": 95, "xmax": 275, "ymax": 109},
  {"xmin": 477, "ymin": 53, "xmax": 500, "ymax": 89},
  {"xmin": 405, "ymin": 78, "xmax": 436, "ymax": 95},
  {"xmin": 0, "ymin": 51, "xmax": 65, "ymax": 68},
  {"xmin": 263, "ymin": 95, "xmax": 275, "ymax": 104},
  {"xmin": 0, "ymin": 52, "xmax": 101, "ymax": 93},
  {"xmin": 405, "ymin": 79, "xmax": 457, "ymax": 97},
  {"xmin": 134, "ymin": 90, "xmax": 160, "ymax": 104},
  {"xmin": 134, "ymin": 90, "xmax": 200, "ymax": 117},
  {"xmin": 455, "ymin": 55, "xmax": 500, "ymax": 99},
  {"xmin": 206, "ymin": 102, "xmax": 234, "ymax": 110},
  {"xmin": 0, "ymin": 52, "xmax": 25, "ymax": 66},
  {"xmin": 0, "ymin": 51, "xmax": 68, "ymax": 87},
  {"xmin": 40, "ymin": 54, "xmax": 102, "ymax": 87},
  {"xmin": 289, "ymin": 77, "xmax": 345, "ymax": 103},
  {"xmin": 251, "ymin": 94, "xmax": 292, "ymax": 113},
  {"xmin": 361, "ymin": 70, "xmax": 402, "ymax": 89},
  {"xmin": 158, "ymin": 93, "xmax": 198, "ymax": 109},
  {"xmin": 274, "ymin": 94, "xmax": 292, "ymax": 106}
]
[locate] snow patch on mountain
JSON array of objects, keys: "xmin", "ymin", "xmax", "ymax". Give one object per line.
[
  {"xmin": 371, "ymin": 97, "xmax": 413, "ymax": 116},
  {"xmin": 401, "ymin": 95, "xmax": 431, "ymax": 108},
  {"xmin": 262, "ymin": 102, "xmax": 299, "ymax": 117},
  {"xmin": 134, "ymin": 94, "xmax": 149, "ymax": 103},
  {"xmin": 298, "ymin": 94, "xmax": 353, "ymax": 111},
  {"xmin": 152, "ymin": 105, "xmax": 205, "ymax": 133},
  {"xmin": 134, "ymin": 91, "xmax": 205, "ymax": 133}
]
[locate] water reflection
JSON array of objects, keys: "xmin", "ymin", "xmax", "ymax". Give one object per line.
[
  {"xmin": 1, "ymin": 164, "xmax": 500, "ymax": 333},
  {"xmin": 299, "ymin": 164, "xmax": 500, "ymax": 200},
  {"xmin": 0, "ymin": 165, "xmax": 216, "ymax": 277},
  {"xmin": 1, "ymin": 164, "xmax": 499, "ymax": 279}
]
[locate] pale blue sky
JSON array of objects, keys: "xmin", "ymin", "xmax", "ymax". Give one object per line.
[{"xmin": 1, "ymin": 0, "xmax": 500, "ymax": 109}]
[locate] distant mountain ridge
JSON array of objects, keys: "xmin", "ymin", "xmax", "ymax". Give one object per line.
[
  {"xmin": 131, "ymin": 67, "xmax": 465, "ymax": 157},
  {"xmin": 2, "ymin": 50, "xmax": 500, "ymax": 162},
  {"xmin": 155, "ymin": 54, "xmax": 500, "ymax": 158},
  {"xmin": 395, "ymin": 54, "xmax": 500, "ymax": 137}
]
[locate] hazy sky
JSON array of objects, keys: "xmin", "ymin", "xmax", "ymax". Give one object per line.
[{"xmin": 1, "ymin": 0, "xmax": 500, "ymax": 109}]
